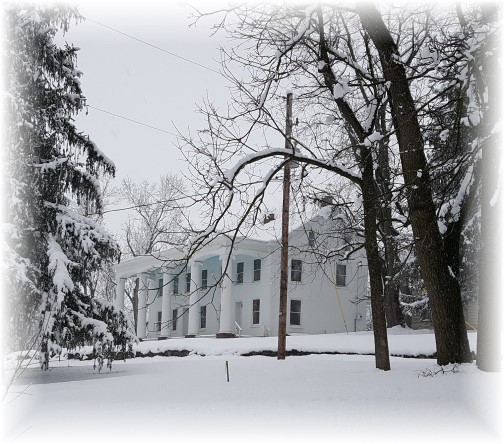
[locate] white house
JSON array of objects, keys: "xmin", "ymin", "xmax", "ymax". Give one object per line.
[{"xmin": 114, "ymin": 214, "xmax": 368, "ymax": 340}]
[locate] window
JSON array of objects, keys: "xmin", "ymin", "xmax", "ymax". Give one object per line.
[
  {"xmin": 200, "ymin": 305, "xmax": 207, "ymax": 329},
  {"xmin": 253, "ymin": 259, "xmax": 261, "ymax": 282},
  {"xmin": 252, "ymin": 299, "xmax": 260, "ymax": 325},
  {"xmin": 336, "ymin": 264, "xmax": 347, "ymax": 286},
  {"xmin": 308, "ymin": 230, "xmax": 316, "ymax": 247},
  {"xmin": 291, "ymin": 259, "xmax": 302, "ymax": 282},
  {"xmin": 156, "ymin": 311, "xmax": 162, "ymax": 332},
  {"xmin": 236, "ymin": 262, "xmax": 244, "ymax": 284},
  {"xmin": 157, "ymin": 278, "xmax": 163, "ymax": 298},
  {"xmin": 172, "ymin": 309, "xmax": 178, "ymax": 331},
  {"xmin": 290, "ymin": 299, "xmax": 301, "ymax": 326},
  {"xmin": 186, "ymin": 272, "xmax": 191, "ymax": 293},
  {"xmin": 173, "ymin": 276, "xmax": 179, "ymax": 295},
  {"xmin": 201, "ymin": 269, "xmax": 208, "ymax": 289}
]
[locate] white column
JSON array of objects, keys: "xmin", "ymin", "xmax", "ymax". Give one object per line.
[
  {"xmin": 186, "ymin": 261, "xmax": 202, "ymax": 337},
  {"xmin": 160, "ymin": 269, "xmax": 172, "ymax": 338},
  {"xmin": 218, "ymin": 251, "xmax": 235, "ymax": 337},
  {"xmin": 147, "ymin": 278, "xmax": 157, "ymax": 338},
  {"xmin": 115, "ymin": 277, "xmax": 126, "ymax": 311},
  {"xmin": 137, "ymin": 273, "xmax": 148, "ymax": 339}
]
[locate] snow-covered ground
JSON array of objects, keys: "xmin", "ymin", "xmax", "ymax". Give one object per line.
[
  {"xmin": 2, "ymin": 329, "xmax": 503, "ymax": 444},
  {"xmin": 132, "ymin": 326, "xmax": 470, "ymax": 358}
]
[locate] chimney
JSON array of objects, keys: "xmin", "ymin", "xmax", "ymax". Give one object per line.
[
  {"xmin": 263, "ymin": 213, "xmax": 276, "ymax": 224},
  {"xmin": 318, "ymin": 195, "xmax": 334, "ymax": 208}
]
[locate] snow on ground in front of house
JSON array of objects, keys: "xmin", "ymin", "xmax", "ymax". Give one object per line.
[
  {"xmin": 131, "ymin": 326, "xmax": 471, "ymax": 357},
  {"xmin": 2, "ymin": 330, "xmax": 502, "ymax": 444},
  {"xmin": 39, "ymin": 326, "xmax": 476, "ymax": 359}
]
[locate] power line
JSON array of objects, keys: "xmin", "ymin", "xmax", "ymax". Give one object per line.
[
  {"xmin": 102, "ymin": 200, "xmax": 183, "ymax": 215},
  {"xmin": 100, "ymin": 192, "xmax": 204, "ymax": 215},
  {"xmin": 87, "ymin": 105, "xmax": 178, "ymax": 136},
  {"xmin": 84, "ymin": 17, "xmax": 222, "ymax": 76},
  {"xmin": 75, "ymin": 18, "xmax": 226, "ymax": 215}
]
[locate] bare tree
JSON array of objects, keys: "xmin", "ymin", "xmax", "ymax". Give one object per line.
[
  {"xmin": 117, "ymin": 174, "xmax": 188, "ymax": 258},
  {"xmin": 179, "ymin": 1, "xmax": 497, "ymax": 367},
  {"xmin": 115, "ymin": 173, "xmax": 188, "ymax": 334},
  {"xmin": 356, "ymin": 2, "xmax": 473, "ymax": 364},
  {"xmin": 182, "ymin": 4, "xmax": 395, "ymax": 370}
]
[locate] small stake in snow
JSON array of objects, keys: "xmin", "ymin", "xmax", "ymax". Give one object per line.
[{"xmin": 225, "ymin": 360, "xmax": 230, "ymax": 382}]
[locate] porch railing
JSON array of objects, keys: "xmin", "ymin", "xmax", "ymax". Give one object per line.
[
  {"xmin": 263, "ymin": 323, "xmax": 271, "ymax": 337},
  {"xmin": 234, "ymin": 321, "xmax": 243, "ymax": 337}
]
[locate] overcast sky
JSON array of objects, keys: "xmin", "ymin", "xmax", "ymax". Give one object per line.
[{"xmin": 61, "ymin": 2, "xmax": 233, "ymax": 233}]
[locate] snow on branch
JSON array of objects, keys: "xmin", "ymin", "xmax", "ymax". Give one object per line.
[
  {"xmin": 221, "ymin": 147, "xmax": 362, "ymax": 185},
  {"xmin": 331, "ymin": 48, "xmax": 371, "ymax": 79},
  {"xmin": 3, "ymin": 231, "xmax": 40, "ymax": 293},
  {"xmin": 85, "ymin": 138, "xmax": 116, "ymax": 172},
  {"xmin": 33, "ymin": 157, "xmax": 70, "ymax": 173},
  {"xmin": 47, "ymin": 235, "xmax": 76, "ymax": 307},
  {"xmin": 363, "ymin": 131, "xmax": 384, "ymax": 147},
  {"xmin": 75, "ymin": 165, "xmax": 104, "ymax": 208},
  {"xmin": 438, "ymin": 163, "xmax": 475, "ymax": 233},
  {"xmin": 45, "ymin": 202, "xmax": 118, "ymax": 255},
  {"xmin": 400, "ymin": 297, "xmax": 429, "ymax": 309},
  {"xmin": 70, "ymin": 309, "xmax": 114, "ymax": 342}
]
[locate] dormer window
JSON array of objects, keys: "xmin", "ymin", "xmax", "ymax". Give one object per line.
[{"xmin": 308, "ymin": 230, "xmax": 316, "ymax": 247}]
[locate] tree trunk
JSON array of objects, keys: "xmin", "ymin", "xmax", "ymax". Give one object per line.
[
  {"xmin": 381, "ymin": 194, "xmax": 403, "ymax": 328},
  {"xmin": 317, "ymin": 8, "xmax": 390, "ymax": 370},
  {"xmin": 384, "ymin": 284, "xmax": 403, "ymax": 328},
  {"xmin": 443, "ymin": 218, "xmax": 463, "ymax": 278},
  {"xmin": 358, "ymin": 3, "xmax": 472, "ymax": 365},
  {"xmin": 376, "ymin": 112, "xmax": 403, "ymax": 328},
  {"xmin": 361, "ymin": 147, "xmax": 391, "ymax": 370}
]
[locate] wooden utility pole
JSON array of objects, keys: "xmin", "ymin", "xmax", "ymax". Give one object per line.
[{"xmin": 277, "ymin": 92, "xmax": 293, "ymax": 360}]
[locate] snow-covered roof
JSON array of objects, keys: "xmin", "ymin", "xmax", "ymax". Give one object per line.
[{"xmin": 115, "ymin": 207, "xmax": 352, "ymax": 279}]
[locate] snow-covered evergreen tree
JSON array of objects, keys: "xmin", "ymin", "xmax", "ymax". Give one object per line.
[{"xmin": 3, "ymin": 4, "xmax": 135, "ymax": 354}]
